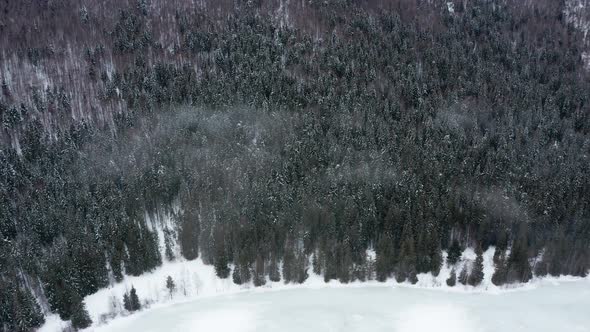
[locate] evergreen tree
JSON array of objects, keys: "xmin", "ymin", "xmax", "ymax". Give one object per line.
[
  {"xmin": 446, "ymin": 268, "xmax": 457, "ymax": 287},
  {"xmin": 253, "ymin": 255, "xmax": 266, "ymax": 287},
  {"xmin": 506, "ymin": 236, "xmax": 533, "ymax": 283},
  {"xmin": 6, "ymin": 285, "xmax": 45, "ymax": 332},
  {"xmin": 214, "ymin": 253, "xmax": 231, "ymax": 279},
  {"xmin": 164, "ymin": 231, "xmax": 175, "ymax": 262},
  {"xmin": 492, "ymin": 250, "xmax": 508, "ymax": 286},
  {"xmin": 458, "ymin": 265, "xmax": 469, "ymax": 285},
  {"xmin": 232, "ymin": 265, "xmax": 243, "ymax": 285},
  {"xmin": 179, "ymin": 209, "xmax": 199, "ymax": 260},
  {"xmin": 447, "ymin": 240, "xmax": 462, "ymax": 266},
  {"xmin": 375, "ymin": 236, "xmax": 395, "ymax": 282},
  {"xmin": 268, "ymin": 257, "xmax": 281, "ymax": 282},
  {"xmin": 123, "ymin": 293, "xmax": 132, "ymax": 312},
  {"xmin": 130, "ymin": 286, "xmax": 141, "ymax": 311},
  {"xmin": 166, "ymin": 276, "xmax": 176, "ymax": 298},
  {"xmin": 468, "ymin": 246, "xmax": 484, "ymax": 286},
  {"xmin": 408, "ymin": 268, "xmax": 419, "ymax": 285},
  {"xmin": 71, "ymin": 299, "xmax": 92, "ymax": 330}
]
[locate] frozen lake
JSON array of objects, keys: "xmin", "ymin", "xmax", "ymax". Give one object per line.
[{"xmin": 93, "ymin": 280, "xmax": 590, "ymax": 332}]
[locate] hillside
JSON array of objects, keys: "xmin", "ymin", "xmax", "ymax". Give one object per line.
[{"xmin": 1, "ymin": 1, "xmax": 590, "ymax": 331}]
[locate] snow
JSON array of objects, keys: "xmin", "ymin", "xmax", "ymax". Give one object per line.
[
  {"xmin": 89, "ymin": 279, "xmax": 590, "ymax": 332},
  {"xmin": 37, "ymin": 314, "xmax": 68, "ymax": 332},
  {"xmin": 38, "ymin": 245, "xmax": 590, "ymax": 331}
]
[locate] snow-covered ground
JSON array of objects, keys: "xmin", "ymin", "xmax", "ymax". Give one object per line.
[
  {"xmin": 91, "ymin": 278, "xmax": 590, "ymax": 332},
  {"xmin": 37, "ymin": 246, "xmax": 590, "ymax": 332}
]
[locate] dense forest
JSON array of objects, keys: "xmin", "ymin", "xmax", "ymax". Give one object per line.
[{"xmin": 1, "ymin": 0, "xmax": 590, "ymax": 330}]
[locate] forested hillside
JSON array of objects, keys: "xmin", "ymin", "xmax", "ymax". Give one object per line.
[{"xmin": 1, "ymin": 0, "xmax": 590, "ymax": 330}]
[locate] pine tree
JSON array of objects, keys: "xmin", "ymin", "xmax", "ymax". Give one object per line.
[
  {"xmin": 214, "ymin": 253, "xmax": 231, "ymax": 279},
  {"xmin": 123, "ymin": 293, "xmax": 132, "ymax": 312},
  {"xmin": 507, "ymin": 236, "xmax": 532, "ymax": 283},
  {"xmin": 295, "ymin": 255, "xmax": 309, "ymax": 284},
  {"xmin": 312, "ymin": 251, "xmax": 322, "ymax": 276},
  {"xmin": 164, "ymin": 231, "xmax": 175, "ymax": 262},
  {"xmin": 253, "ymin": 255, "xmax": 266, "ymax": 287},
  {"xmin": 71, "ymin": 299, "xmax": 92, "ymax": 330},
  {"xmin": 468, "ymin": 246, "xmax": 484, "ymax": 286},
  {"xmin": 282, "ymin": 250, "xmax": 295, "ymax": 283},
  {"xmin": 395, "ymin": 223, "xmax": 417, "ymax": 282},
  {"xmin": 491, "ymin": 250, "xmax": 508, "ymax": 286},
  {"xmin": 179, "ymin": 208, "xmax": 200, "ymax": 260},
  {"xmin": 408, "ymin": 268, "xmax": 418, "ymax": 284},
  {"xmin": 375, "ymin": 236, "xmax": 395, "ymax": 282},
  {"xmin": 9, "ymin": 285, "xmax": 45, "ymax": 332},
  {"xmin": 429, "ymin": 240, "xmax": 443, "ymax": 277},
  {"xmin": 446, "ymin": 268, "xmax": 457, "ymax": 287},
  {"xmin": 447, "ymin": 240, "xmax": 462, "ymax": 265},
  {"xmin": 458, "ymin": 265, "xmax": 469, "ymax": 285},
  {"xmin": 232, "ymin": 265, "xmax": 243, "ymax": 285},
  {"xmin": 268, "ymin": 257, "xmax": 281, "ymax": 282},
  {"xmin": 130, "ymin": 286, "xmax": 141, "ymax": 311},
  {"xmin": 166, "ymin": 276, "xmax": 176, "ymax": 298}
]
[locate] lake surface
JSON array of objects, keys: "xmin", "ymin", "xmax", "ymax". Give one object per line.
[{"xmin": 93, "ymin": 280, "xmax": 590, "ymax": 332}]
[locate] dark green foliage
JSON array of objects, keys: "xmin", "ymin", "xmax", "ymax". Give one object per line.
[
  {"xmin": 214, "ymin": 252, "xmax": 231, "ymax": 279},
  {"xmin": 124, "ymin": 286, "xmax": 141, "ymax": 312},
  {"xmin": 447, "ymin": 240, "xmax": 463, "ymax": 266},
  {"xmin": 375, "ymin": 237, "xmax": 395, "ymax": 282},
  {"xmin": 1, "ymin": 0, "xmax": 590, "ymax": 321},
  {"xmin": 71, "ymin": 299, "xmax": 92, "ymax": 330},
  {"xmin": 408, "ymin": 269, "xmax": 419, "ymax": 285},
  {"xmin": 166, "ymin": 276, "xmax": 176, "ymax": 298},
  {"xmin": 0, "ymin": 282, "xmax": 45, "ymax": 332},
  {"xmin": 252, "ymin": 255, "xmax": 266, "ymax": 287},
  {"xmin": 458, "ymin": 266, "xmax": 469, "ymax": 285},
  {"xmin": 468, "ymin": 247, "xmax": 485, "ymax": 286},
  {"xmin": 123, "ymin": 293, "xmax": 131, "ymax": 312},
  {"xmin": 164, "ymin": 230, "xmax": 175, "ymax": 262},
  {"xmin": 506, "ymin": 237, "xmax": 533, "ymax": 284},
  {"xmin": 179, "ymin": 208, "xmax": 199, "ymax": 260},
  {"xmin": 446, "ymin": 268, "xmax": 457, "ymax": 287},
  {"xmin": 130, "ymin": 286, "xmax": 141, "ymax": 311},
  {"xmin": 492, "ymin": 250, "xmax": 508, "ymax": 286},
  {"xmin": 232, "ymin": 265, "xmax": 244, "ymax": 285}
]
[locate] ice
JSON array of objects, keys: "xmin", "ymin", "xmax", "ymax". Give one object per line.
[{"xmin": 89, "ymin": 279, "xmax": 590, "ymax": 332}]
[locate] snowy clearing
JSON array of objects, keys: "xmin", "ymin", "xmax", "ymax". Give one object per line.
[{"xmin": 90, "ymin": 279, "xmax": 590, "ymax": 332}]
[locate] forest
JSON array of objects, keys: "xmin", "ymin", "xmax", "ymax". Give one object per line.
[{"xmin": 1, "ymin": 0, "xmax": 590, "ymax": 330}]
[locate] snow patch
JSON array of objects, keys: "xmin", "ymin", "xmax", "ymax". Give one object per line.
[{"xmin": 395, "ymin": 304, "xmax": 480, "ymax": 332}]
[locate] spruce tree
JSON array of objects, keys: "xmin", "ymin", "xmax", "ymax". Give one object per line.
[
  {"xmin": 408, "ymin": 268, "xmax": 418, "ymax": 285},
  {"xmin": 268, "ymin": 257, "xmax": 281, "ymax": 282},
  {"xmin": 253, "ymin": 255, "xmax": 266, "ymax": 287},
  {"xmin": 232, "ymin": 265, "xmax": 243, "ymax": 285},
  {"xmin": 468, "ymin": 246, "xmax": 485, "ymax": 286},
  {"xmin": 458, "ymin": 265, "xmax": 469, "ymax": 285},
  {"xmin": 71, "ymin": 299, "xmax": 92, "ymax": 330},
  {"xmin": 10, "ymin": 286, "xmax": 45, "ymax": 332},
  {"xmin": 447, "ymin": 240, "xmax": 462, "ymax": 266},
  {"xmin": 446, "ymin": 268, "xmax": 457, "ymax": 287},
  {"xmin": 507, "ymin": 236, "xmax": 532, "ymax": 283},
  {"xmin": 492, "ymin": 250, "xmax": 508, "ymax": 286},
  {"xmin": 130, "ymin": 286, "xmax": 141, "ymax": 311},
  {"xmin": 214, "ymin": 253, "xmax": 231, "ymax": 279},
  {"xmin": 123, "ymin": 293, "xmax": 132, "ymax": 312},
  {"xmin": 166, "ymin": 276, "xmax": 176, "ymax": 298},
  {"xmin": 312, "ymin": 251, "xmax": 322, "ymax": 276}
]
